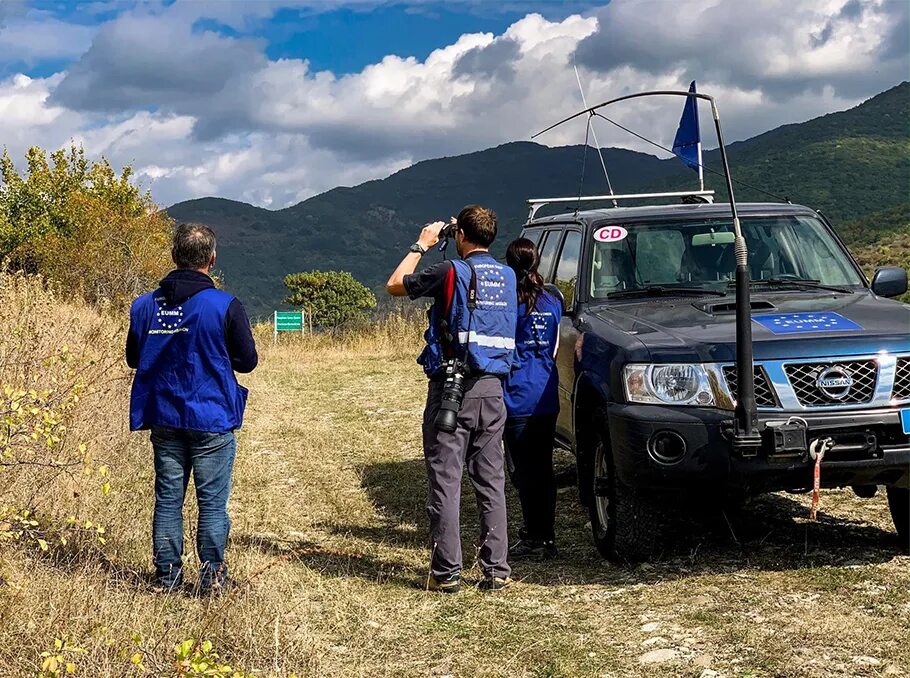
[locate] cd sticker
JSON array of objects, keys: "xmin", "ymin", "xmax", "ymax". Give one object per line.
[{"xmin": 594, "ymin": 226, "xmax": 628, "ymax": 242}]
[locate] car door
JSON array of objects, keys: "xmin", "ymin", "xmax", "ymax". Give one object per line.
[{"xmin": 550, "ymin": 229, "xmax": 583, "ymax": 442}]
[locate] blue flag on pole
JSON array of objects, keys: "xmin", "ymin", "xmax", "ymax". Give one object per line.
[{"xmin": 672, "ymin": 80, "xmax": 700, "ymax": 172}]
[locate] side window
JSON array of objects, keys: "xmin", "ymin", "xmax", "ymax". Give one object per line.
[
  {"xmin": 522, "ymin": 229, "xmax": 545, "ymax": 247},
  {"xmin": 537, "ymin": 230, "xmax": 562, "ymax": 281},
  {"xmin": 554, "ymin": 231, "xmax": 582, "ymax": 306}
]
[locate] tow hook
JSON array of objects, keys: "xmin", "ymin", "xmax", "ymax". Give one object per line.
[{"xmin": 809, "ymin": 437, "xmax": 835, "ymax": 520}]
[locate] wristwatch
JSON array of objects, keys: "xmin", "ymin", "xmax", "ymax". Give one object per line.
[{"xmin": 409, "ymin": 242, "xmax": 428, "ymax": 255}]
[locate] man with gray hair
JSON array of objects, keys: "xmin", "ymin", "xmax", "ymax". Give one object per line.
[{"xmin": 126, "ymin": 223, "xmax": 258, "ymax": 594}]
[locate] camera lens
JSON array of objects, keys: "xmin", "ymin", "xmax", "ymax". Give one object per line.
[
  {"xmin": 434, "ymin": 367, "xmax": 466, "ymax": 432},
  {"xmin": 435, "ymin": 404, "xmax": 459, "ymax": 433}
]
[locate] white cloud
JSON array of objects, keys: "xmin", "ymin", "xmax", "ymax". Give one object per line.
[
  {"xmin": 0, "ymin": 11, "xmax": 96, "ymax": 64},
  {"xmin": 0, "ymin": 1, "xmax": 904, "ymax": 208}
]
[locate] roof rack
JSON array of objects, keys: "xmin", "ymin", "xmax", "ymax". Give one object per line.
[{"xmin": 526, "ymin": 189, "xmax": 715, "ymax": 221}]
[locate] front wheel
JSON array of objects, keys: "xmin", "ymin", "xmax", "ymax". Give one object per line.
[
  {"xmin": 588, "ymin": 410, "xmax": 663, "ymax": 563},
  {"xmin": 887, "ymin": 486, "xmax": 909, "ymax": 552}
]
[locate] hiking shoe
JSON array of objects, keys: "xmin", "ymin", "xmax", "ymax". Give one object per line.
[
  {"xmin": 509, "ymin": 539, "xmax": 558, "ymax": 561},
  {"xmin": 150, "ymin": 578, "xmax": 183, "ymax": 594},
  {"xmin": 478, "ymin": 576, "xmax": 513, "ymax": 592},
  {"xmin": 423, "ymin": 575, "xmax": 461, "ymax": 594},
  {"xmin": 198, "ymin": 576, "xmax": 238, "ymax": 597}
]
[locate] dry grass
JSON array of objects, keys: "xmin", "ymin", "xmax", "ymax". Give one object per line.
[{"xmin": 1, "ymin": 281, "xmax": 908, "ymax": 677}]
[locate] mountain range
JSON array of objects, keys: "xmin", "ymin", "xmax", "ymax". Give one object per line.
[{"xmin": 168, "ymin": 82, "xmax": 909, "ymax": 317}]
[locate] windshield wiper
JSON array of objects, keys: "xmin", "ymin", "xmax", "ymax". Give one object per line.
[
  {"xmin": 607, "ymin": 285, "xmax": 728, "ymax": 299},
  {"xmin": 734, "ymin": 277, "xmax": 853, "ymax": 294}
]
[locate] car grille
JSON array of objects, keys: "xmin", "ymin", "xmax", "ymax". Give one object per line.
[
  {"xmin": 893, "ymin": 357, "xmax": 910, "ymax": 401},
  {"xmin": 784, "ymin": 360, "xmax": 877, "ymax": 406},
  {"xmin": 722, "ymin": 365, "xmax": 778, "ymax": 408}
]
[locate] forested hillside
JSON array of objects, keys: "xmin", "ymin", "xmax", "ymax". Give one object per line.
[{"xmin": 169, "ymin": 82, "xmax": 909, "ymax": 316}]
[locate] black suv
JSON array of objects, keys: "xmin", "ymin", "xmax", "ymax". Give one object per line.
[{"xmin": 521, "ymin": 201, "xmax": 910, "ymax": 562}]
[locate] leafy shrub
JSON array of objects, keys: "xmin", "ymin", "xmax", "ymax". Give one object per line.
[
  {"xmin": 0, "ymin": 269, "xmax": 123, "ymax": 583},
  {"xmin": 851, "ymin": 231, "xmax": 910, "ymax": 303},
  {"xmin": 283, "ymin": 270, "xmax": 376, "ymax": 329},
  {"xmin": 37, "ymin": 637, "xmax": 85, "ymax": 677},
  {"xmin": 129, "ymin": 637, "xmax": 277, "ymax": 677},
  {"xmin": 0, "ymin": 144, "xmax": 172, "ymax": 308}
]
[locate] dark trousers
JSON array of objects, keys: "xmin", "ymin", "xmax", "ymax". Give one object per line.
[
  {"xmin": 422, "ymin": 377, "xmax": 510, "ymax": 580},
  {"xmin": 504, "ymin": 414, "xmax": 558, "ymax": 543},
  {"xmin": 150, "ymin": 426, "xmax": 236, "ymax": 588}
]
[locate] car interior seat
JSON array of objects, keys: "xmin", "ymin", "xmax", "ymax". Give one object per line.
[
  {"xmin": 717, "ymin": 238, "xmax": 775, "ymax": 279},
  {"xmin": 680, "ymin": 242, "xmax": 733, "ymax": 282},
  {"xmin": 593, "ymin": 246, "xmax": 636, "ymax": 295}
]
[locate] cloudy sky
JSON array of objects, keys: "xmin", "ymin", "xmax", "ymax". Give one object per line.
[{"xmin": 0, "ymin": 0, "xmax": 906, "ymax": 208}]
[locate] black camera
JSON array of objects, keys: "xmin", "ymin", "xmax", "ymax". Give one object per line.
[{"xmin": 434, "ymin": 359, "xmax": 468, "ymax": 432}]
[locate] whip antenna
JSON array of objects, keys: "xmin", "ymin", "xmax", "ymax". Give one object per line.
[
  {"xmin": 574, "ymin": 65, "xmax": 617, "ymax": 208},
  {"xmin": 529, "ymin": 89, "xmax": 763, "ymax": 456}
]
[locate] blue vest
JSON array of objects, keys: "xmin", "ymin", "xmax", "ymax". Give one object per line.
[
  {"xmin": 504, "ymin": 291, "xmax": 562, "ymax": 417},
  {"xmin": 129, "ymin": 288, "xmax": 248, "ymax": 432},
  {"xmin": 419, "ymin": 253, "xmax": 517, "ymax": 377}
]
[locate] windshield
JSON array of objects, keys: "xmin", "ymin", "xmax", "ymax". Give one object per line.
[{"xmin": 590, "ymin": 215, "xmax": 864, "ymax": 299}]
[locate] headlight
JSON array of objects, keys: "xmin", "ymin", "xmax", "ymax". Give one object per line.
[{"xmin": 624, "ymin": 364, "xmax": 716, "ymax": 406}]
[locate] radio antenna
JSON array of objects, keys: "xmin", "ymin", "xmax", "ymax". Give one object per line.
[
  {"xmin": 574, "ymin": 65, "xmax": 618, "ymax": 208},
  {"xmin": 531, "ymin": 89, "xmax": 763, "ymax": 456}
]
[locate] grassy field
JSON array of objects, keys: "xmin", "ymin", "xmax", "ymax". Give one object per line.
[{"xmin": 2, "ymin": 306, "xmax": 909, "ymax": 677}]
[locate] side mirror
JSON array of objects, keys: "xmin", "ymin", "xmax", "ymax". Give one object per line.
[
  {"xmin": 544, "ymin": 283, "xmax": 569, "ymax": 315},
  {"xmin": 871, "ymin": 266, "xmax": 908, "ymax": 298}
]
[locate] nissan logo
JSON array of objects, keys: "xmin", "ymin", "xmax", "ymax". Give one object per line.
[{"xmin": 816, "ymin": 366, "xmax": 854, "ymax": 400}]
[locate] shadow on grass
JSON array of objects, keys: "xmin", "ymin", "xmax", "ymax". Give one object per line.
[
  {"xmin": 231, "ymin": 533, "xmax": 417, "ymax": 589},
  {"xmin": 346, "ymin": 457, "xmax": 905, "ymax": 587}
]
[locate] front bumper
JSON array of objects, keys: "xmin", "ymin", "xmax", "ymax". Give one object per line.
[{"xmin": 607, "ymin": 404, "xmax": 910, "ymax": 493}]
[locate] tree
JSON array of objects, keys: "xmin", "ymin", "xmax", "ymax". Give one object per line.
[
  {"xmin": 283, "ymin": 270, "xmax": 377, "ymax": 328},
  {"xmin": 0, "ymin": 144, "xmax": 173, "ymax": 308}
]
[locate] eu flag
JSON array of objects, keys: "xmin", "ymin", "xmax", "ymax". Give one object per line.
[{"xmin": 672, "ymin": 80, "xmax": 701, "ymax": 172}]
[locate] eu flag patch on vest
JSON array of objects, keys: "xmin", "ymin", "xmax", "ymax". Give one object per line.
[{"xmin": 752, "ymin": 312, "xmax": 863, "ymax": 334}]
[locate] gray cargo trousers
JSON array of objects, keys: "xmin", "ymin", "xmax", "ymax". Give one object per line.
[{"xmin": 422, "ymin": 376, "xmax": 511, "ymax": 580}]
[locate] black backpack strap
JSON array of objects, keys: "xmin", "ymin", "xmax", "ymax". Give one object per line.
[{"xmin": 464, "ymin": 258, "xmax": 478, "ymax": 311}]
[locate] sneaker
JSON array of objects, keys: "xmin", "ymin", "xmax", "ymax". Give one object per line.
[
  {"xmin": 478, "ymin": 576, "xmax": 513, "ymax": 592},
  {"xmin": 509, "ymin": 539, "xmax": 558, "ymax": 561},
  {"xmin": 423, "ymin": 575, "xmax": 461, "ymax": 594}
]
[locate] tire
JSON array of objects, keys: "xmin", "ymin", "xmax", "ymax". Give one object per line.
[
  {"xmin": 886, "ymin": 486, "xmax": 909, "ymax": 552},
  {"xmin": 588, "ymin": 409, "xmax": 664, "ymax": 563},
  {"xmin": 576, "ymin": 448, "xmax": 594, "ymax": 508}
]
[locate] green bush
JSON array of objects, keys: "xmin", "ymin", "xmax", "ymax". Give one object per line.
[
  {"xmin": 0, "ymin": 144, "xmax": 172, "ymax": 308},
  {"xmin": 283, "ymin": 270, "xmax": 377, "ymax": 329}
]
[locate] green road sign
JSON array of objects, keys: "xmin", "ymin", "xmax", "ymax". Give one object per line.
[{"xmin": 273, "ymin": 310, "xmax": 307, "ymax": 341}]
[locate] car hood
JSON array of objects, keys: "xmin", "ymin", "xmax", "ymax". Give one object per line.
[{"xmin": 587, "ymin": 291, "xmax": 910, "ymax": 363}]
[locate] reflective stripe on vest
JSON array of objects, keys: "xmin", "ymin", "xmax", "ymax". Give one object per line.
[
  {"xmin": 418, "ymin": 253, "xmax": 517, "ymax": 377},
  {"xmin": 457, "ymin": 331, "xmax": 516, "ymax": 349}
]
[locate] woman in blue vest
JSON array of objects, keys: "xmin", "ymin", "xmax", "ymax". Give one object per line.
[{"xmin": 503, "ymin": 237, "xmax": 562, "ymax": 560}]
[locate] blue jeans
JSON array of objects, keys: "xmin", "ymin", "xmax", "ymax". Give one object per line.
[{"xmin": 150, "ymin": 426, "xmax": 236, "ymax": 588}]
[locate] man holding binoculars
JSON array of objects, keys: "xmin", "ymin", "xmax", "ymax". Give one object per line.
[{"xmin": 386, "ymin": 205, "xmax": 517, "ymax": 593}]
